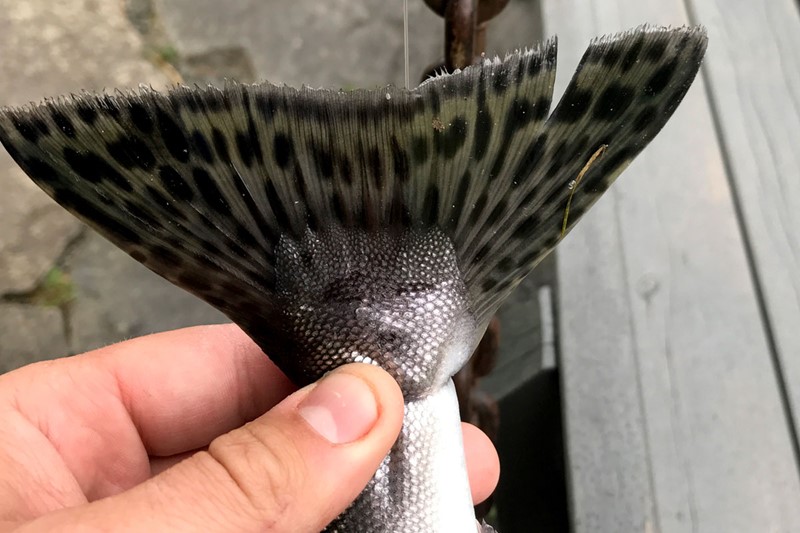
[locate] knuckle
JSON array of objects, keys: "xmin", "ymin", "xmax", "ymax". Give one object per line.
[{"xmin": 206, "ymin": 421, "xmax": 306, "ymax": 525}]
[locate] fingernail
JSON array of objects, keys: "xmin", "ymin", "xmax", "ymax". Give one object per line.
[{"xmin": 298, "ymin": 371, "xmax": 378, "ymax": 444}]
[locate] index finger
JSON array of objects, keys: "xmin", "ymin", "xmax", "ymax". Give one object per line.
[
  {"xmin": 104, "ymin": 324, "xmax": 297, "ymax": 454},
  {"xmin": 5, "ymin": 324, "xmax": 295, "ymax": 456}
]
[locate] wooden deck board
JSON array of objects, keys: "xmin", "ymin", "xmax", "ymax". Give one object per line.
[
  {"xmin": 689, "ymin": 0, "xmax": 800, "ymax": 437},
  {"xmin": 541, "ymin": 0, "xmax": 800, "ymax": 530}
]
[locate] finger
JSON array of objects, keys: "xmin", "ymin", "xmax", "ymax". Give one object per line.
[
  {"xmin": 149, "ymin": 450, "xmax": 202, "ymax": 477},
  {"xmin": 462, "ymin": 423, "xmax": 500, "ymax": 504},
  {"xmin": 96, "ymin": 324, "xmax": 296, "ymax": 455},
  {"xmin": 19, "ymin": 364, "xmax": 404, "ymax": 533},
  {"xmin": 149, "ymin": 423, "xmax": 502, "ymax": 503},
  {"xmin": 4, "ymin": 324, "xmax": 295, "ymax": 458}
]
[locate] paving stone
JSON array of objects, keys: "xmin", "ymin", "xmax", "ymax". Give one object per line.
[
  {"xmin": 155, "ymin": 0, "xmax": 542, "ymax": 89},
  {"xmin": 156, "ymin": 0, "xmax": 435, "ymax": 88},
  {"xmin": 0, "ymin": 0, "xmax": 218, "ymax": 367},
  {"xmin": 0, "ymin": 165, "xmax": 80, "ymax": 295},
  {"xmin": 0, "ymin": 0, "xmax": 165, "ymax": 298},
  {"xmin": 180, "ymin": 45, "xmax": 257, "ymax": 85},
  {"xmin": 65, "ymin": 233, "xmax": 227, "ymax": 354},
  {"xmin": 0, "ymin": 303, "xmax": 70, "ymax": 373}
]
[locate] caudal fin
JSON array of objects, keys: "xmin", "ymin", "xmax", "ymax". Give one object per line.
[{"xmin": 0, "ymin": 25, "xmax": 706, "ymax": 366}]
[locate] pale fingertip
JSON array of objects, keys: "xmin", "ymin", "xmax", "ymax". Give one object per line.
[
  {"xmin": 462, "ymin": 422, "xmax": 500, "ymax": 504},
  {"xmin": 298, "ymin": 372, "xmax": 379, "ymax": 444}
]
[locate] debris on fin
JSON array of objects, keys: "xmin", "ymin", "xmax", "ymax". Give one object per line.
[{"xmin": 0, "ymin": 25, "xmax": 707, "ymax": 373}]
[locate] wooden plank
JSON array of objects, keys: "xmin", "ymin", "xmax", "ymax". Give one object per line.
[
  {"xmin": 541, "ymin": 0, "xmax": 800, "ymax": 531},
  {"xmin": 689, "ymin": 0, "xmax": 800, "ymax": 442}
]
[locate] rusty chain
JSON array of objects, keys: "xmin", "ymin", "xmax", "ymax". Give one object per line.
[
  {"xmin": 419, "ymin": 2, "xmax": 512, "ymax": 520},
  {"xmin": 422, "ymin": 0, "xmax": 510, "ymax": 71}
]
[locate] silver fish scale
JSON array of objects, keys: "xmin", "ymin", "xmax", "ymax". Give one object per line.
[
  {"xmin": 275, "ymin": 226, "xmax": 476, "ymax": 399},
  {"xmin": 325, "ymin": 380, "xmax": 476, "ymax": 532},
  {"xmin": 278, "ymin": 227, "xmax": 477, "ymax": 530}
]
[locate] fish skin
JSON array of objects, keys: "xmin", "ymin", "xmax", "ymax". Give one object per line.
[{"xmin": 0, "ymin": 24, "xmax": 707, "ymax": 532}]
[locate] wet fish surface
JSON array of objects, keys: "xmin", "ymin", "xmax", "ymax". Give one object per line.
[{"xmin": 0, "ymin": 24, "xmax": 707, "ymax": 533}]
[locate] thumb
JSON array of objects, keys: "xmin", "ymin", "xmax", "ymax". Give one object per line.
[{"xmin": 21, "ymin": 363, "xmax": 404, "ymax": 533}]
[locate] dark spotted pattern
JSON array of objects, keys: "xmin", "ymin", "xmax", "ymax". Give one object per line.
[
  {"xmin": 497, "ymin": 256, "xmax": 514, "ymax": 272},
  {"xmin": 76, "ymin": 102, "xmax": 98, "ymax": 125},
  {"xmin": 211, "ymin": 127, "xmax": 230, "ymax": 161},
  {"xmin": 0, "ymin": 23, "xmax": 706, "ymax": 387},
  {"xmin": 470, "ymin": 26, "xmax": 707, "ymax": 317},
  {"xmin": 158, "ymin": 165, "xmax": 194, "ymax": 201},
  {"xmin": 338, "ymin": 155, "xmax": 353, "ymax": 185},
  {"xmin": 236, "ymin": 129, "xmax": 256, "ymax": 167},
  {"xmin": 146, "ymin": 184, "xmax": 172, "ymax": 209},
  {"xmin": 452, "ymin": 171, "xmax": 471, "ymax": 225},
  {"xmin": 106, "ymin": 136, "xmax": 155, "ymax": 171},
  {"xmin": 22, "ymin": 157, "xmax": 56, "ymax": 183},
  {"xmin": 191, "ymin": 130, "xmax": 214, "ymax": 163},
  {"xmin": 645, "ymin": 39, "xmax": 668, "ymax": 62},
  {"xmin": 645, "ymin": 59, "xmax": 678, "ymax": 97},
  {"xmin": 621, "ymin": 35, "xmax": 644, "ymax": 72},
  {"xmin": 411, "ymin": 136, "xmax": 428, "ymax": 165},
  {"xmin": 472, "ymin": 193, "xmax": 488, "ymax": 221},
  {"xmin": 437, "ymin": 116, "xmax": 468, "ymax": 159},
  {"xmin": 273, "ymin": 133, "xmax": 293, "ymax": 168},
  {"xmin": 368, "ymin": 146, "xmax": 383, "ymax": 188},
  {"xmin": 390, "ymin": 136, "xmax": 410, "ymax": 182},
  {"xmin": 65, "ymin": 148, "xmax": 132, "ymax": 191},
  {"xmin": 422, "ymin": 183, "xmax": 440, "ymax": 226},
  {"xmin": 555, "ymin": 86, "xmax": 593, "ymax": 122},
  {"xmin": 63, "ymin": 148, "xmax": 104, "ymax": 183},
  {"xmin": 176, "ymin": 90, "xmax": 201, "ymax": 113},
  {"xmin": 129, "ymin": 102, "xmax": 154, "ymax": 134},
  {"xmin": 633, "ymin": 105, "xmax": 658, "ymax": 132},
  {"xmin": 310, "ymin": 142, "xmax": 335, "ymax": 179},
  {"xmin": 473, "ymin": 109, "xmax": 492, "ymax": 160},
  {"xmin": 528, "ymin": 52, "xmax": 545, "ymax": 76},
  {"xmin": 593, "ymin": 83, "xmax": 634, "ymax": 121},
  {"xmin": 602, "ymin": 43, "xmax": 622, "ymax": 67},
  {"xmin": 246, "ymin": 118, "xmax": 263, "ymax": 165},
  {"xmin": 481, "ymin": 278, "xmax": 498, "ymax": 292},
  {"xmin": 511, "ymin": 212, "xmax": 540, "ymax": 239},
  {"xmin": 51, "ymin": 109, "xmax": 76, "ymax": 138},
  {"xmin": 14, "ymin": 118, "xmax": 41, "ymax": 143},
  {"xmin": 486, "ymin": 200, "xmax": 506, "ymax": 226},
  {"xmin": 513, "ymin": 133, "xmax": 548, "ymax": 182},
  {"xmin": 492, "ymin": 62, "xmax": 512, "ymax": 93},
  {"xmin": 157, "ymin": 108, "xmax": 190, "ymax": 163},
  {"xmin": 99, "ymin": 96, "xmax": 121, "ymax": 119},
  {"xmin": 506, "ymin": 99, "xmax": 537, "ymax": 133},
  {"xmin": 192, "ymin": 167, "xmax": 228, "ymax": 213}
]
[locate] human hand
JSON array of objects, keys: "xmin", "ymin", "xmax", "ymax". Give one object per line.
[{"xmin": 0, "ymin": 324, "xmax": 499, "ymax": 532}]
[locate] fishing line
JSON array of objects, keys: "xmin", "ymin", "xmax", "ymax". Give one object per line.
[{"xmin": 403, "ymin": 0, "xmax": 410, "ymax": 89}]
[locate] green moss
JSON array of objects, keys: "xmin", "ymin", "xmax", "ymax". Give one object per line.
[
  {"xmin": 30, "ymin": 267, "xmax": 75, "ymax": 307},
  {"xmin": 156, "ymin": 44, "xmax": 180, "ymax": 64}
]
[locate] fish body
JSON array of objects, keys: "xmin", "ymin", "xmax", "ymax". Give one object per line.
[{"xmin": 0, "ymin": 25, "xmax": 707, "ymax": 532}]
